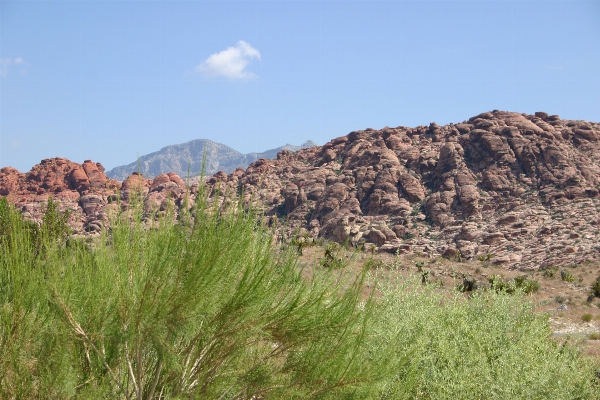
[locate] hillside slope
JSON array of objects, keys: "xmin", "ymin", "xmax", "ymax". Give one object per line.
[{"xmin": 207, "ymin": 111, "xmax": 600, "ymax": 270}]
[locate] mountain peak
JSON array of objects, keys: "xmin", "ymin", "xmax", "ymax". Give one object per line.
[{"xmin": 105, "ymin": 139, "xmax": 318, "ymax": 181}]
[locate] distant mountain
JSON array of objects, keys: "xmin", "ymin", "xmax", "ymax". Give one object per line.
[{"xmin": 106, "ymin": 139, "xmax": 318, "ymax": 181}]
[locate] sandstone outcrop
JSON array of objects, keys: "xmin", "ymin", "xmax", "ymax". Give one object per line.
[
  {"xmin": 0, "ymin": 158, "xmax": 193, "ymax": 234},
  {"xmin": 202, "ymin": 111, "xmax": 600, "ymax": 270},
  {"xmin": 2, "ymin": 111, "xmax": 600, "ymax": 270}
]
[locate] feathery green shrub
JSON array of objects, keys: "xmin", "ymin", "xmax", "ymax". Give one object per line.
[
  {"xmin": 1, "ymin": 192, "xmax": 599, "ymax": 399},
  {"xmin": 0, "ymin": 192, "xmax": 376, "ymax": 399}
]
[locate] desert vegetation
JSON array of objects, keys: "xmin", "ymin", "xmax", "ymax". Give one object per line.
[{"xmin": 1, "ymin": 190, "xmax": 599, "ymax": 399}]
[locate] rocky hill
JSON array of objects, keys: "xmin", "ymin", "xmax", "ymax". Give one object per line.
[
  {"xmin": 106, "ymin": 139, "xmax": 317, "ymax": 181},
  {"xmin": 206, "ymin": 111, "xmax": 600, "ymax": 270},
  {"xmin": 0, "ymin": 158, "xmax": 190, "ymax": 234},
  {"xmin": 2, "ymin": 111, "xmax": 600, "ymax": 270}
]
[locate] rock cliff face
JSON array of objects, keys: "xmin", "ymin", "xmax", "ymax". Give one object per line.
[
  {"xmin": 2, "ymin": 111, "xmax": 600, "ymax": 270},
  {"xmin": 204, "ymin": 111, "xmax": 600, "ymax": 270},
  {"xmin": 106, "ymin": 139, "xmax": 318, "ymax": 181}
]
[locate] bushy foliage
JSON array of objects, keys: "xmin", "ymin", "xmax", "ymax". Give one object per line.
[
  {"xmin": 487, "ymin": 274, "xmax": 540, "ymax": 295},
  {"xmin": 365, "ymin": 275, "xmax": 599, "ymax": 399},
  {"xmin": 543, "ymin": 266, "xmax": 558, "ymax": 278},
  {"xmin": 1, "ymin": 193, "xmax": 376, "ymax": 399},
  {"xmin": 561, "ymin": 269, "xmax": 576, "ymax": 283},
  {"xmin": 0, "ymin": 196, "xmax": 71, "ymax": 257},
  {"xmin": 514, "ymin": 275, "xmax": 541, "ymax": 294},
  {"xmin": 592, "ymin": 276, "xmax": 600, "ymax": 297},
  {"xmin": 1, "ymin": 193, "xmax": 599, "ymax": 399},
  {"xmin": 320, "ymin": 242, "xmax": 345, "ymax": 269}
]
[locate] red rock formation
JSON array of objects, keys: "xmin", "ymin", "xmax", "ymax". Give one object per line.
[
  {"xmin": 2, "ymin": 111, "xmax": 600, "ymax": 270},
  {"xmin": 203, "ymin": 111, "xmax": 600, "ymax": 270},
  {"xmin": 0, "ymin": 158, "xmax": 190, "ymax": 234}
]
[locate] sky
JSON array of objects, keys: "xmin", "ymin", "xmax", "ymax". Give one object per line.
[{"xmin": 1, "ymin": 1, "xmax": 599, "ymax": 173}]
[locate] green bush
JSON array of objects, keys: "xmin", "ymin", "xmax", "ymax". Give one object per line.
[
  {"xmin": 1, "ymin": 193, "xmax": 599, "ymax": 399},
  {"xmin": 366, "ymin": 275, "xmax": 599, "ymax": 399},
  {"xmin": 0, "ymin": 193, "xmax": 376, "ymax": 399},
  {"xmin": 477, "ymin": 253, "xmax": 493, "ymax": 262},
  {"xmin": 514, "ymin": 275, "xmax": 541, "ymax": 294},
  {"xmin": 488, "ymin": 274, "xmax": 516, "ymax": 294},
  {"xmin": 0, "ymin": 196, "xmax": 71, "ymax": 258},
  {"xmin": 582, "ymin": 313, "xmax": 593, "ymax": 323},
  {"xmin": 543, "ymin": 266, "xmax": 558, "ymax": 278},
  {"xmin": 592, "ymin": 276, "xmax": 600, "ymax": 297},
  {"xmin": 561, "ymin": 269, "xmax": 575, "ymax": 283},
  {"xmin": 320, "ymin": 242, "xmax": 345, "ymax": 269}
]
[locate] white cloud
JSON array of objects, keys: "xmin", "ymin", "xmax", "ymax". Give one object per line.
[
  {"xmin": 0, "ymin": 56, "xmax": 27, "ymax": 77},
  {"xmin": 196, "ymin": 41, "xmax": 261, "ymax": 80}
]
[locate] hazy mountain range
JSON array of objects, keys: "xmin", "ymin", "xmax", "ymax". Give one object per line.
[{"xmin": 106, "ymin": 139, "xmax": 318, "ymax": 181}]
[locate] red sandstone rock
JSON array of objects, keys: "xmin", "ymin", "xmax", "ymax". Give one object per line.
[
  {"xmin": 199, "ymin": 110, "xmax": 600, "ymax": 269},
  {"xmin": 0, "ymin": 158, "xmax": 189, "ymax": 233},
  {"xmin": 2, "ymin": 111, "xmax": 600, "ymax": 270}
]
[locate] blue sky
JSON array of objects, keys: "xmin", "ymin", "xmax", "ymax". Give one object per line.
[{"xmin": 1, "ymin": 1, "xmax": 599, "ymax": 172}]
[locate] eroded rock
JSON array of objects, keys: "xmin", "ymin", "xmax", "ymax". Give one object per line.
[{"xmin": 3, "ymin": 111, "xmax": 600, "ymax": 270}]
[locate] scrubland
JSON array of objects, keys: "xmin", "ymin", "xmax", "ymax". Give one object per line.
[{"xmin": 1, "ymin": 190, "xmax": 599, "ymax": 399}]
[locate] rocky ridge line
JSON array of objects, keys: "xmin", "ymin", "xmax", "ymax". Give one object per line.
[
  {"xmin": 1, "ymin": 111, "xmax": 600, "ymax": 270},
  {"xmin": 204, "ymin": 111, "xmax": 600, "ymax": 270},
  {"xmin": 106, "ymin": 139, "xmax": 318, "ymax": 181},
  {"xmin": 0, "ymin": 158, "xmax": 191, "ymax": 234}
]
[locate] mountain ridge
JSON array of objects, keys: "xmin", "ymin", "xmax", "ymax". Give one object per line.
[{"xmin": 106, "ymin": 139, "xmax": 318, "ymax": 181}]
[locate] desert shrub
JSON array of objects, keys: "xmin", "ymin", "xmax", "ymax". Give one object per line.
[
  {"xmin": 514, "ymin": 275, "xmax": 541, "ymax": 294},
  {"xmin": 365, "ymin": 275, "xmax": 599, "ymax": 399},
  {"xmin": 364, "ymin": 258, "xmax": 386, "ymax": 270},
  {"xmin": 39, "ymin": 196, "xmax": 72, "ymax": 240},
  {"xmin": 592, "ymin": 277, "xmax": 600, "ymax": 297},
  {"xmin": 460, "ymin": 276, "xmax": 477, "ymax": 292},
  {"xmin": 477, "ymin": 253, "xmax": 493, "ymax": 262},
  {"xmin": 320, "ymin": 242, "xmax": 345, "ymax": 269},
  {"xmin": 488, "ymin": 274, "xmax": 516, "ymax": 294},
  {"xmin": 289, "ymin": 231, "xmax": 314, "ymax": 255},
  {"xmin": 0, "ymin": 192, "xmax": 377, "ymax": 399},
  {"xmin": 561, "ymin": 269, "xmax": 575, "ymax": 283},
  {"xmin": 582, "ymin": 313, "xmax": 594, "ymax": 323},
  {"xmin": 590, "ymin": 333, "xmax": 600, "ymax": 340},
  {"xmin": 0, "ymin": 196, "xmax": 71, "ymax": 258},
  {"xmin": 0, "ymin": 197, "xmax": 37, "ymax": 249},
  {"xmin": 485, "ymin": 275, "xmax": 540, "ymax": 295},
  {"xmin": 543, "ymin": 266, "xmax": 558, "ymax": 278}
]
